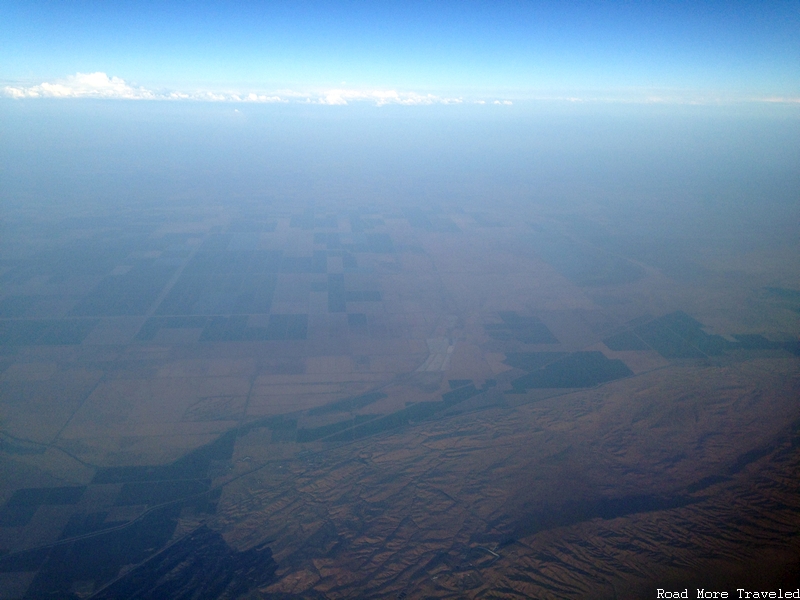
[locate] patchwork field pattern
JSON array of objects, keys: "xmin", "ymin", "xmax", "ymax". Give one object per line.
[{"xmin": 1, "ymin": 203, "xmax": 799, "ymax": 598}]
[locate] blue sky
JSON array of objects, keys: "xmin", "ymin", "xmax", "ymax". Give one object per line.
[{"xmin": 1, "ymin": 0, "xmax": 799, "ymax": 102}]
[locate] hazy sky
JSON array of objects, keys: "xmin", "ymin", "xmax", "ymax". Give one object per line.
[
  {"xmin": 2, "ymin": 1, "xmax": 798, "ymax": 240},
  {"xmin": 2, "ymin": 0, "xmax": 799, "ymax": 102}
]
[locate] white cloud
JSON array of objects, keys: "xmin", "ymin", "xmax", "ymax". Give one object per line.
[
  {"xmin": 2, "ymin": 73, "xmax": 463, "ymax": 105},
  {"xmin": 243, "ymin": 92, "xmax": 285, "ymax": 103},
  {"xmin": 4, "ymin": 72, "xmax": 156, "ymax": 99},
  {"xmin": 759, "ymin": 96, "xmax": 800, "ymax": 104},
  {"xmin": 314, "ymin": 88, "xmax": 462, "ymax": 106},
  {"xmin": 2, "ymin": 72, "xmax": 289, "ymax": 103}
]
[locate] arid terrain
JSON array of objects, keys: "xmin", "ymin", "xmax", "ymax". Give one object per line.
[{"xmin": 1, "ymin": 200, "xmax": 798, "ymax": 598}]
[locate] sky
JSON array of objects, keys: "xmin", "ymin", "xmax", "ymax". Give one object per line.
[
  {"xmin": 1, "ymin": 0, "xmax": 799, "ymax": 104},
  {"xmin": 1, "ymin": 0, "xmax": 798, "ymax": 231}
]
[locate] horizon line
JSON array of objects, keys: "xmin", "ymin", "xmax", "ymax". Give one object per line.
[{"xmin": 3, "ymin": 72, "xmax": 799, "ymax": 107}]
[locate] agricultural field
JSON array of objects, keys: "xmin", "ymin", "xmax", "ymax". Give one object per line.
[{"xmin": 1, "ymin": 198, "xmax": 798, "ymax": 598}]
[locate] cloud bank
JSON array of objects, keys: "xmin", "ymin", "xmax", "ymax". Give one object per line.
[
  {"xmin": 4, "ymin": 72, "xmax": 157, "ymax": 100},
  {"xmin": 315, "ymin": 89, "xmax": 463, "ymax": 106},
  {"xmin": 2, "ymin": 72, "xmax": 476, "ymax": 106},
  {"xmin": 5, "ymin": 72, "xmax": 797, "ymax": 106}
]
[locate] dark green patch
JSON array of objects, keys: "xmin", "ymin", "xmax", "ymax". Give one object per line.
[
  {"xmin": 441, "ymin": 384, "xmax": 481, "ymax": 403},
  {"xmin": 448, "ymin": 379, "xmax": 472, "ymax": 389},
  {"xmin": 22, "ymin": 503, "xmax": 183, "ymax": 598},
  {"xmin": 296, "ymin": 415, "xmax": 377, "ymax": 442},
  {"xmin": 42, "ymin": 487, "xmax": 86, "ymax": 504},
  {"xmin": 527, "ymin": 228, "xmax": 645, "ymax": 286},
  {"xmin": 59, "ymin": 512, "xmax": 128, "ymax": 539},
  {"xmin": 510, "ymin": 351, "xmax": 632, "ymax": 392},
  {"xmin": 0, "ymin": 547, "xmax": 51, "ymax": 573},
  {"xmin": 486, "ymin": 312, "xmax": 559, "ymax": 344},
  {"xmin": 155, "ymin": 251, "xmax": 280, "ymax": 316},
  {"xmin": 633, "ymin": 311, "xmax": 729, "ymax": 358},
  {"xmin": 91, "ymin": 525, "xmax": 277, "ymax": 600},
  {"xmin": 0, "ymin": 486, "xmax": 85, "ymax": 527},
  {"xmin": 0, "ymin": 502, "xmax": 38, "ymax": 528},
  {"xmin": 503, "ymin": 352, "xmax": 568, "ymax": 371},
  {"xmin": 239, "ymin": 415, "xmax": 296, "ymax": 436},
  {"xmin": 70, "ymin": 263, "xmax": 176, "ymax": 316},
  {"xmin": 603, "ymin": 330, "xmax": 649, "ymax": 351},
  {"xmin": 324, "ymin": 384, "xmax": 482, "ymax": 442},
  {"xmin": 603, "ymin": 312, "xmax": 798, "ymax": 360},
  {"xmin": 114, "ymin": 480, "xmax": 211, "ymax": 507}
]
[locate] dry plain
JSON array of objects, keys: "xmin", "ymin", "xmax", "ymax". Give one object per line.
[{"xmin": 1, "ymin": 201, "xmax": 799, "ymax": 598}]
